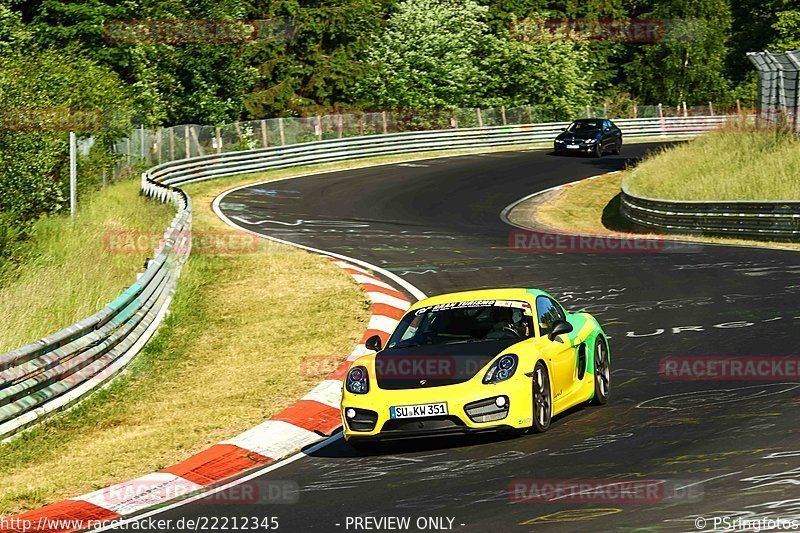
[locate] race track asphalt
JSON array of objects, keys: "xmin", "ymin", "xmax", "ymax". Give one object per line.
[{"xmin": 115, "ymin": 143, "xmax": 800, "ymax": 532}]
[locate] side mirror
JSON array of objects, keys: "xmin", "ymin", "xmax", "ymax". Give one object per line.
[
  {"xmin": 548, "ymin": 320, "xmax": 573, "ymax": 341},
  {"xmin": 365, "ymin": 335, "xmax": 383, "ymax": 351},
  {"xmin": 560, "ymin": 127, "xmax": 566, "ymax": 131}
]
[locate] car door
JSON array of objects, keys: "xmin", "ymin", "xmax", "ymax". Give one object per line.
[
  {"xmin": 601, "ymin": 120, "xmax": 614, "ymax": 150},
  {"xmin": 535, "ymin": 296, "xmax": 578, "ymax": 407},
  {"xmin": 609, "ymin": 120, "xmax": 622, "ymax": 146}
]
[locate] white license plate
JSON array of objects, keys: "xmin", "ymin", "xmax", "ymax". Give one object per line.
[
  {"xmin": 566, "ymin": 144, "xmax": 580, "ymax": 149},
  {"xmin": 390, "ymin": 402, "xmax": 448, "ymax": 419}
]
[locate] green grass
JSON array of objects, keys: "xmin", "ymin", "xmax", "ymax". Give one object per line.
[
  {"xmin": 625, "ymin": 128, "xmax": 800, "ymax": 201},
  {"xmin": 0, "ymin": 180, "xmax": 175, "ymax": 353}
]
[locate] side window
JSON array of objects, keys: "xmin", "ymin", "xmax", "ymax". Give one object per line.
[{"xmin": 536, "ymin": 296, "xmax": 565, "ymax": 337}]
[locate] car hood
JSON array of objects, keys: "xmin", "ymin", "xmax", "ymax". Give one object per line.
[
  {"xmin": 374, "ymin": 339, "xmax": 521, "ymax": 390},
  {"xmin": 557, "ymin": 131, "xmax": 601, "ymax": 141}
]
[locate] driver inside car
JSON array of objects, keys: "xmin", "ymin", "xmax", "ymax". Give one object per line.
[{"xmin": 486, "ymin": 307, "xmax": 529, "ymax": 339}]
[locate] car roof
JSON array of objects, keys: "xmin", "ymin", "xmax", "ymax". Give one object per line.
[{"xmin": 408, "ymin": 288, "xmax": 553, "ymax": 311}]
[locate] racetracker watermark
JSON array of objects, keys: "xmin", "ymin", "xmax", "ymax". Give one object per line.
[
  {"xmin": 103, "ymin": 230, "xmax": 260, "ymax": 255},
  {"xmin": 509, "ymin": 479, "xmax": 703, "ymax": 504},
  {"xmin": 510, "ymin": 18, "xmax": 665, "ymax": 43},
  {"xmin": 104, "ymin": 19, "xmax": 294, "ymax": 43},
  {"xmin": 0, "ymin": 108, "xmax": 103, "ymax": 132},
  {"xmin": 660, "ymin": 356, "xmax": 800, "ymax": 382},
  {"xmin": 508, "ymin": 230, "xmax": 696, "ymax": 254},
  {"xmin": 96, "ymin": 479, "xmax": 298, "ymax": 507}
]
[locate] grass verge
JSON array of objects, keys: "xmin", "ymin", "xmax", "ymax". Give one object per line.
[
  {"xmin": 0, "ymin": 172, "xmax": 371, "ymax": 515},
  {"xmin": 525, "ymin": 171, "xmax": 799, "ymax": 252},
  {"xmin": 625, "ymin": 129, "xmax": 800, "ymax": 201},
  {"xmin": 0, "ymin": 179, "xmax": 175, "ymax": 353}
]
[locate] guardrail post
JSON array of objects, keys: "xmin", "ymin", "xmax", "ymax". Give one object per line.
[
  {"xmin": 140, "ymin": 125, "xmax": 145, "ymax": 162},
  {"xmin": 215, "ymin": 127, "xmax": 222, "ymax": 154},
  {"xmin": 476, "ymin": 108, "xmax": 483, "ymax": 127},
  {"xmin": 278, "ymin": 118, "xmax": 286, "ymax": 145},
  {"xmin": 69, "ymin": 131, "xmax": 77, "ymax": 217},
  {"xmin": 261, "ymin": 120, "xmax": 268, "ymax": 148}
]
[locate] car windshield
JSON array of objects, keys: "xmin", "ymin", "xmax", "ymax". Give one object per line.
[
  {"xmin": 386, "ymin": 300, "xmax": 534, "ymax": 349},
  {"xmin": 566, "ymin": 120, "xmax": 602, "ymax": 133}
]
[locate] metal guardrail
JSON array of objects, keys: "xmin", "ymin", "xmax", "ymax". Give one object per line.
[
  {"xmin": 0, "ymin": 114, "xmax": 732, "ymax": 440},
  {"xmin": 143, "ymin": 116, "xmax": 732, "ymax": 188},
  {"xmin": 620, "ymin": 182, "xmax": 800, "ymax": 240},
  {"xmin": 0, "ymin": 185, "xmax": 191, "ymax": 440}
]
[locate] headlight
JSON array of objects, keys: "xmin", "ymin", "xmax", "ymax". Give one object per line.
[
  {"xmin": 585, "ymin": 138, "xmax": 597, "ymax": 144},
  {"xmin": 555, "ymin": 139, "xmax": 564, "ymax": 143},
  {"xmin": 483, "ymin": 354, "xmax": 518, "ymax": 384},
  {"xmin": 346, "ymin": 366, "xmax": 369, "ymax": 394}
]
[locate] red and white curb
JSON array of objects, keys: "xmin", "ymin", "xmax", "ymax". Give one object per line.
[{"xmin": 3, "ymin": 257, "xmax": 412, "ymax": 533}]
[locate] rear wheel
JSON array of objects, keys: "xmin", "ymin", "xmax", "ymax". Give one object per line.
[
  {"xmin": 592, "ymin": 337, "xmax": 610, "ymax": 405},
  {"xmin": 531, "ymin": 361, "xmax": 552, "ymax": 432}
]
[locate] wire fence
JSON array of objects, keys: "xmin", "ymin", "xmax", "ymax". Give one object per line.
[{"xmin": 110, "ymin": 102, "xmax": 739, "ymax": 180}]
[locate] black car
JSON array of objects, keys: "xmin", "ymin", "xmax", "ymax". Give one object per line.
[{"xmin": 553, "ymin": 118, "xmax": 622, "ymax": 157}]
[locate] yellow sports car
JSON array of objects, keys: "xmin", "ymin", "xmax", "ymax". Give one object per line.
[{"xmin": 341, "ymin": 288, "xmax": 610, "ymax": 446}]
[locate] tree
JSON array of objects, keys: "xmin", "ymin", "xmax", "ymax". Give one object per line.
[
  {"xmin": 622, "ymin": 0, "xmax": 733, "ymax": 105},
  {"xmin": 353, "ymin": 0, "xmax": 496, "ymax": 108},
  {"xmin": 771, "ymin": 9, "xmax": 800, "ymax": 51}
]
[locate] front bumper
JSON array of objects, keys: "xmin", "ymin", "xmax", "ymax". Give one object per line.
[
  {"xmin": 554, "ymin": 142, "xmax": 596, "ymax": 154},
  {"xmin": 341, "ymin": 377, "xmax": 532, "ymax": 441}
]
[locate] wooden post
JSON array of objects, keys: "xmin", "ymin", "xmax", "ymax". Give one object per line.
[
  {"xmin": 261, "ymin": 119, "xmax": 268, "ymax": 148},
  {"xmin": 184, "ymin": 125, "xmax": 191, "ymax": 159},
  {"xmin": 708, "ymin": 101, "xmax": 714, "ymax": 116},
  {"xmin": 658, "ymin": 103, "xmax": 663, "ymax": 118},
  {"xmin": 234, "ymin": 122, "xmax": 243, "ymax": 145},
  {"xmin": 603, "ymin": 103, "xmax": 608, "ymax": 117},
  {"xmin": 501, "ymin": 106, "xmax": 507, "ymax": 125},
  {"xmin": 278, "ymin": 118, "xmax": 286, "ymax": 145},
  {"xmin": 526, "ymin": 105, "xmax": 533, "ymax": 123},
  {"xmin": 585, "ymin": 105, "xmax": 591, "ymax": 118},
  {"xmin": 736, "ymin": 99, "xmax": 742, "ymax": 114},
  {"xmin": 682, "ymin": 101, "xmax": 688, "ymax": 117},
  {"xmin": 169, "ymin": 128, "xmax": 175, "ymax": 161},
  {"xmin": 189, "ymin": 127, "xmax": 205, "ymax": 156},
  {"xmin": 381, "ymin": 111, "xmax": 388, "ymax": 134},
  {"xmin": 337, "ymin": 114, "xmax": 343, "ymax": 138},
  {"xmin": 451, "ymin": 113, "xmax": 458, "ymax": 129},
  {"xmin": 316, "ymin": 114, "xmax": 322, "ymax": 141},
  {"xmin": 215, "ymin": 127, "xmax": 222, "ymax": 154},
  {"xmin": 476, "ymin": 108, "xmax": 483, "ymax": 127},
  {"xmin": 359, "ymin": 115, "xmax": 364, "ymax": 136},
  {"xmin": 633, "ymin": 103, "xmax": 638, "ymax": 118},
  {"xmin": 156, "ymin": 129, "xmax": 162, "ymax": 164}
]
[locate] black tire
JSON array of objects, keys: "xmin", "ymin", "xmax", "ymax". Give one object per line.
[
  {"xmin": 611, "ymin": 142, "xmax": 621, "ymax": 155},
  {"xmin": 593, "ymin": 142, "xmax": 603, "ymax": 158},
  {"xmin": 592, "ymin": 337, "xmax": 610, "ymax": 405},
  {"xmin": 531, "ymin": 361, "xmax": 552, "ymax": 432}
]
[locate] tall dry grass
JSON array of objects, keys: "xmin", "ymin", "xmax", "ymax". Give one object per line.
[{"xmin": 625, "ymin": 128, "xmax": 800, "ymax": 201}]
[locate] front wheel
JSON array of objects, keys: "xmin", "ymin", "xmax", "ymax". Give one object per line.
[
  {"xmin": 611, "ymin": 142, "xmax": 621, "ymax": 155},
  {"xmin": 592, "ymin": 337, "xmax": 610, "ymax": 405},
  {"xmin": 531, "ymin": 361, "xmax": 552, "ymax": 432},
  {"xmin": 593, "ymin": 143, "xmax": 603, "ymax": 158}
]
